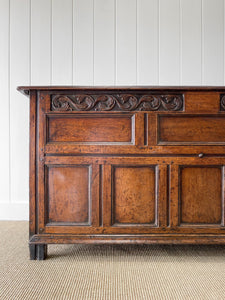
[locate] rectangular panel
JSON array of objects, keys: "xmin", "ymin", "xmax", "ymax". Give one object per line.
[
  {"xmin": 0, "ymin": 0, "xmax": 10, "ymax": 202},
  {"xmin": 137, "ymin": 0, "xmax": 158, "ymax": 84},
  {"xmin": 202, "ymin": 0, "xmax": 224, "ymax": 85},
  {"xmin": 47, "ymin": 114, "xmax": 134, "ymax": 144},
  {"xmin": 112, "ymin": 166, "xmax": 156, "ymax": 225},
  {"xmin": 116, "ymin": 0, "xmax": 137, "ymax": 84},
  {"xmin": 185, "ymin": 92, "xmax": 220, "ymax": 113},
  {"xmin": 31, "ymin": 0, "xmax": 51, "ymax": 84},
  {"xmin": 94, "ymin": 0, "xmax": 114, "ymax": 84},
  {"xmin": 180, "ymin": 167, "xmax": 222, "ymax": 224},
  {"xmin": 159, "ymin": 0, "xmax": 180, "ymax": 84},
  {"xmin": 159, "ymin": 115, "xmax": 225, "ymax": 144},
  {"xmin": 181, "ymin": 0, "xmax": 201, "ymax": 84},
  {"xmin": 52, "ymin": 0, "xmax": 73, "ymax": 84},
  {"xmin": 10, "ymin": 0, "xmax": 30, "ymax": 203},
  {"xmin": 47, "ymin": 166, "xmax": 90, "ymax": 224},
  {"xmin": 73, "ymin": 0, "xmax": 93, "ymax": 85}
]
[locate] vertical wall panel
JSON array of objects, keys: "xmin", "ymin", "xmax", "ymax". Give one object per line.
[
  {"xmin": 94, "ymin": 0, "xmax": 114, "ymax": 85},
  {"xmin": 137, "ymin": 0, "xmax": 158, "ymax": 85},
  {"xmin": 31, "ymin": 0, "xmax": 51, "ymax": 85},
  {"xmin": 202, "ymin": 0, "xmax": 224, "ymax": 85},
  {"xmin": 52, "ymin": 0, "xmax": 73, "ymax": 84},
  {"xmin": 159, "ymin": 0, "xmax": 180, "ymax": 84},
  {"xmin": 116, "ymin": 0, "xmax": 137, "ymax": 84},
  {"xmin": 73, "ymin": 0, "xmax": 94, "ymax": 85},
  {"xmin": 0, "ymin": 0, "xmax": 225, "ymax": 219},
  {"xmin": 181, "ymin": 0, "xmax": 201, "ymax": 85},
  {"xmin": 10, "ymin": 0, "xmax": 30, "ymax": 203},
  {"xmin": 0, "ymin": 0, "xmax": 10, "ymax": 202}
]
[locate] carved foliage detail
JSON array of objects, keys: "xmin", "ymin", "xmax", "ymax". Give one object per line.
[
  {"xmin": 51, "ymin": 94, "xmax": 183, "ymax": 112},
  {"xmin": 220, "ymin": 95, "xmax": 225, "ymax": 111}
]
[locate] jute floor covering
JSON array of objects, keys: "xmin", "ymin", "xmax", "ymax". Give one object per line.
[{"xmin": 0, "ymin": 221, "xmax": 225, "ymax": 300}]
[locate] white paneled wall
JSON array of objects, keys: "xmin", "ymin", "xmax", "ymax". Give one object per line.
[{"xmin": 0, "ymin": 0, "xmax": 224, "ymax": 220}]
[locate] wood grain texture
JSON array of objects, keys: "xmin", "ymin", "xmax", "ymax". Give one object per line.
[
  {"xmin": 1, "ymin": 0, "xmax": 225, "ymax": 224},
  {"xmin": 159, "ymin": 115, "xmax": 225, "ymax": 144},
  {"xmin": 180, "ymin": 167, "xmax": 222, "ymax": 225},
  {"xmin": 185, "ymin": 92, "xmax": 220, "ymax": 113},
  {"xmin": 18, "ymin": 86, "xmax": 225, "ymax": 259},
  {"xmin": 47, "ymin": 115, "xmax": 133, "ymax": 143},
  {"xmin": 112, "ymin": 166, "xmax": 156, "ymax": 225},
  {"xmin": 47, "ymin": 166, "xmax": 90, "ymax": 224}
]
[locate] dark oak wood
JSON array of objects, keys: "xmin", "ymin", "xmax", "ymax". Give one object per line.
[
  {"xmin": 47, "ymin": 114, "xmax": 133, "ymax": 143},
  {"xmin": 159, "ymin": 115, "xmax": 225, "ymax": 144},
  {"xmin": 18, "ymin": 86, "xmax": 225, "ymax": 260},
  {"xmin": 113, "ymin": 166, "xmax": 156, "ymax": 225},
  {"xmin": 180, "ymin": 167, "xmax": 222, "ymax": 225},
  {"xmin": 47, "ymin": 166, "xmax": 90, "ymax": 224}
]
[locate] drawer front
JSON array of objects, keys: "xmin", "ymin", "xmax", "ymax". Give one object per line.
[
  {"xmin": 47, "ymin": 114, "xmax": 134, "ymax": 144},
  {"xmin": 158, "ymin": 115, "xmax": 225, "ymax": 145}
]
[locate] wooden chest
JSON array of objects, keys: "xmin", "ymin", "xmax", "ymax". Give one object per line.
[{"xmin": 18, "ymin": 86, "xmax": 225, "ymax": 260}]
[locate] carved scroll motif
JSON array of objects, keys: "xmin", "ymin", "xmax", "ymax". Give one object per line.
[
  {"xmin": 51, "ymin": 94, "xmax": 183, "ymax": 112},
  {"xmin": 220, "ymin": 95, "xmax": 225, "ymax": 111}
]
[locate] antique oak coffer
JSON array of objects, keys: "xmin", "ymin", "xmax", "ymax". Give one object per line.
[{"xmin": 18, "ymin": 86, "xmax": 225, "ymax": 260}]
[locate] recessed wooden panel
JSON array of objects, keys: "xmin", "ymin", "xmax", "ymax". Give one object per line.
[
  {"xmin": 180, "ymin": 167, "xmax": 222, "ymax": 224},
  {"xmin": 47, "ymin": 166, "xmax": 90, "ymax": 223},
  {"xmin": 159, "ymin": 115, "xmax": 225, "ymax": 144},
  {"xmin": 185, "ymin": 92, "xmax": 220, "ymax": 113},
  {"xmin": 47, "ymin": 114, "xmax": 134, "ymax": 143},
  {"xmin": 113, "ymin": 166, "xmax": 156, "ymax": 225}
]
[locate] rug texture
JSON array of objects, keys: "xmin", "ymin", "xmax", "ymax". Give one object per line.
[{"xmin": 0, "ymin": 221, "xmax": 225, "ymax": 300}]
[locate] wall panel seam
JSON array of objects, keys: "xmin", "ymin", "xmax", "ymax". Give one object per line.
[
  {"xmin": 93, "ymin": 0, "xmax": 95, "ymax": 85},
  {"xmin": 29, "ymin": 0, "xmax": 31, "ymax": 86},
  {"xmin": 136, "ymin": 0, "xmax": 138, "ymax": 84},
  {"xmin": 158, "ymin": 0, "xmax": 160, "ymax": 84},
  {"xmin": 201, "ymin": 0, "xmax": 203, "ymax": 84},
  {"xmin": 223, "ymin": 0, "xmax": 225, "ymax": 84},
  {"xmin": 50, "ymin": 0, "xmax": 53, "ymax": 85},
  {"xmin": 8, "ymin": 0, "xmax": 11, "ymax": 203},
  {"xmin": 179, "ymin": 0, "xmax": 182, "ymax": 85},
  {"xmin": 114, "ymin": 0, "xmax": 117, "ymax": 85},
  {"xmin": 156, "ymin": 0, "xmax": 159, "ymax": 85},
  {"xmin": 72, "ymin": 0, "xmax": 74, "ymax": 84}
]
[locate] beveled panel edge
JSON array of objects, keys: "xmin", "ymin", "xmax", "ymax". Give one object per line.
[
  {"xmin": 111, "ymin": 164, "xmax": 158, "ymax": 227},
  {"xmin": 157, "ymin": 114, "xmax": 225, "ymax": 146},
  {"xmin": 178, "ymin": 165, "xmax": 223, "ymax": 227},
  {"xmin": 44, "ymin": 164, "xmax": 92, "ymax": 227},
  {"xmin": 46, "ymin": 113, "xmax": 135, "ymax": 145}
]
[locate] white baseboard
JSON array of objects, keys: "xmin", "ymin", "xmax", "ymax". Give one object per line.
[{"xmin": 0, "ymin": 203, "xmax": 29, "ymax": 220}]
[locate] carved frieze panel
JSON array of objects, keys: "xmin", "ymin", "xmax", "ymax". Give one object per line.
[
  {"xmin": 220, "ymin": 94, "xmax": 225, "ymax": 111},
  {"xmin": 51, "ymin": 93, "xmax": 184, "ymax": 112}
]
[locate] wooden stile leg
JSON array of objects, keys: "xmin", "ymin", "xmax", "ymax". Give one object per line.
[
  {"xmin": 29, "ymin": 244, "xmax": 36, "ymax": 260},
  {"xmin": 29, "ymin": 244, "xmax": 47, "ymax": 260}
]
